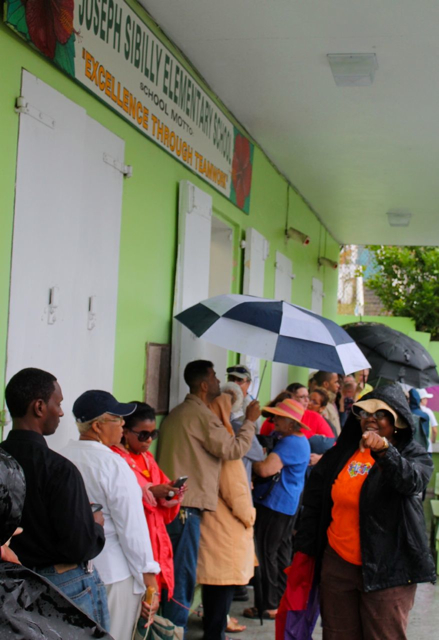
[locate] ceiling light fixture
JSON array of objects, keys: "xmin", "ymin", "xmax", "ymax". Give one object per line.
[
  {"xmin": 386, "ymin": 210, "xmax": 412, "ymax": 227},
  {"xmin": 327, "ymin": 53, "xmax": 378, "ymax": 87}
]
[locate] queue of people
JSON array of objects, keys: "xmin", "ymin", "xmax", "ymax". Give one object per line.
[{"xmin": 0, "ymin": 363, "xmax": 436, "ymax": 640}]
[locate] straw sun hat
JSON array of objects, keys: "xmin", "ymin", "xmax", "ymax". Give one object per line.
[
  {"xmin": 262, "ymin": 398, "xmax": 310, "ymax": 430},
  {"xmin": 352, "ymin": 398, "xmax": 408, "ymax": 429}
]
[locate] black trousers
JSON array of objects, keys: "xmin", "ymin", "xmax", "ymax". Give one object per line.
[
  {"xmin": 254, "ymin": 503, "xmax": 295, "ymax": 610},
  {"xmin": 201, "ymin": 584, "xmax": 235, "ymax": 640}
]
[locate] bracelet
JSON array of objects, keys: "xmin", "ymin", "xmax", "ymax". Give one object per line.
[{"xmin": 375, "ymin": 436, "xmax": 390, "ymax": 453}]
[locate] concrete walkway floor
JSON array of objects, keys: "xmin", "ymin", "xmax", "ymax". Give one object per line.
[{"xmin": 186, "ymin": 581, "xmax": 438, "ymax": 639}]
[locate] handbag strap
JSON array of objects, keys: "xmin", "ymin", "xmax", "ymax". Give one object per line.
[{"xmin": 258, "ymin": 470, "xmax": 281, "ymax": 500}]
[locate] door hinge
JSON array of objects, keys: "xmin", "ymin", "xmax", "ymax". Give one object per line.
[
  {"xmin": 88, "ymin": 295, "xmax": 97, "ymax": 331},
  {"xmin": 47, "ymin": 286, "xmax": 59, "ymax": 325},
  {"xmin": 262, "ymin": 239, "xmax": 270, "ymax": 261},
  {"xmin": 103, "ymin": 153, "xmax": 132, "ymax": 178},
  {"xmin": 15, "ymin": 96, "xmax": 55, "ymax": 129}
]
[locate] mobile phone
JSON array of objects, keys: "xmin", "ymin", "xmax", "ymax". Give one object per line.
[
  {"xmin": 90, "ymin": 503, "xmax": 103, "ymax": 513},
  {"xmin": 172, "ymin": 476, "xmax": 188, "ymax": 489}
]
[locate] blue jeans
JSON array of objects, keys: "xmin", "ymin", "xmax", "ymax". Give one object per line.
[
  {"xmin": 36, "ymin": 564, "xmax": 110, "ymax": 632},
  {"xmin": 161, "ymin": 508, "xmax": 201, "ymax": 634}
]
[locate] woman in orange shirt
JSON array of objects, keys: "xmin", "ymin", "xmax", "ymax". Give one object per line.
[{"xmin": 292, "ymin": 385, "xmax": 435, "ymax": 640}]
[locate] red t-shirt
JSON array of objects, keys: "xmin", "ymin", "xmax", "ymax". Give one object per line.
[
  {"xmin": 302, "ymin": 410, "xmax": 334, "ymax": 438},
  {"xmin": 260, "ymin": 418, "xmax": 275, "ymax": 435}
]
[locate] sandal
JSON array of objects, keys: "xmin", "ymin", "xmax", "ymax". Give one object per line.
[
  {"xmin": 262, "ymin": 609, "xmax": 277, "ymax": 620},
  {"xmin": 226, "ymin": 617, "xmax": 247, "ymax": 633},
  {"xmin": 242, "ymin": 607, "xmax": 259, "ymax": 619}
]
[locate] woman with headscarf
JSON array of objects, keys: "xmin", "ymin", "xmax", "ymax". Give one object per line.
[{"xmin": 289, "ymin": 385, "xmax": 435, "ymax": 640}]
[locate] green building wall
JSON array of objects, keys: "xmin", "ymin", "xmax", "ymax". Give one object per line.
[{"xmin": 0, "ymin": 4, "xmax": 340, "ymax": 413}]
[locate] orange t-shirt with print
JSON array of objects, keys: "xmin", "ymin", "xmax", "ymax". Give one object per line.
[{"xmin": 327, "ymin": 449, "xmax": 375, "ymax": 565}]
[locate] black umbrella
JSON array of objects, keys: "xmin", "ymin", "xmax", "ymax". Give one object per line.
[{"xmin": 343, "ymin": 322, "xmax": 439, "ymax": 388}]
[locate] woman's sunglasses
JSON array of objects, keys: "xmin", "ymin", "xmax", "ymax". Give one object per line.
[
  {"xmin": 125, "ymin": 427, "xmax": 159, "ymax": 442},
  {"xmin": 357, "ymin": 410, "xmax": 392, "ymax": 421}
]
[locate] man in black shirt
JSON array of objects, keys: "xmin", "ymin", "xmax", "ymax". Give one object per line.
[
  {"xmin": 0, "ymin": 447, "xmax": 113, "ymax": 639},
  {"xmin": 0, "ymin": 368, "xmax": 110, "ymax": 631}
]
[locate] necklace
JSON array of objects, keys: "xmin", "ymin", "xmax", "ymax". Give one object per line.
[{"xmin": 124, "ymin": 449, "xmax": 151, "ymax": 479}]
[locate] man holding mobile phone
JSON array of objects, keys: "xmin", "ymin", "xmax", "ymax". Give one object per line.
[{"xmin": 157, "ymin": 360, "xmax": 260, "ymax": 632}]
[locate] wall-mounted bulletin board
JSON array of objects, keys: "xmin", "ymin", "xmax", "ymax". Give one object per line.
[{"xmin": 145, "ymin": 342, "xmax": 171, "ymax": 414}]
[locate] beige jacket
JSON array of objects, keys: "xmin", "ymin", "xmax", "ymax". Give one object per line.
[
  {"xmin": 197, "ymin": 457, "xmax": 255, "ymax": 585},
  {"xmin": 156, "ymin": 395, "xmax": 255, "ymax": 511},
  {"xmin": 323, "ymin": 392, "xmax": 341, "ymax": 436}
]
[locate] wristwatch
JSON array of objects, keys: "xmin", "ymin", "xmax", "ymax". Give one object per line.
[{"xmin": 379, "ymin": 437, "xmax": 390, "ymax": 451}]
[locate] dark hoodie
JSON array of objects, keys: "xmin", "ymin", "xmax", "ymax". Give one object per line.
[
  {"xmin": 409, "ymin": 388, "xmax": 430, "ymax": 447},
  {"xmin": 295, "ymin": 384, "xmax": 436, "ymax": 591}
]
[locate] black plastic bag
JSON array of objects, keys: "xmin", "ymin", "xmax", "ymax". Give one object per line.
[
  {"xmin": 0, "ymin": 562, "xmax": 113, "ymax": 638},
  {"xmin": 0, "ymin": 448, "xmax": 26, "ymax": 545}
]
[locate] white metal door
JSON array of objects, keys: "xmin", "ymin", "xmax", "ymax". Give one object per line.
[
  {"xmin": 5, "ymin": 71, "xmax": 125, "ymax": 450},
  {"xmin": 271, "ymin": 252, "xmax": 293, "ymax": 398},
  {"xmin": 208, "ymin": 217, "xmax": 233, "ymax": 384},
  {"xmin": 242, "ymin": 228, "xmax": 269, "ymax": 397},
  {"xmin": 169, "ymin": 181, "xmax": 213, "ymax": 408}
]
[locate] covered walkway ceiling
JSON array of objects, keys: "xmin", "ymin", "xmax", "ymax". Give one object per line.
[{"xmin": 141, "ymin": 0, "xmax": 439, "ymax": 246}]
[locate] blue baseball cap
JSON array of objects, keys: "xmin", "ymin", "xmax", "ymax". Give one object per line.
[{"xmin": 73, "ymin": 390, "xmax": 136, "ymax": 423}]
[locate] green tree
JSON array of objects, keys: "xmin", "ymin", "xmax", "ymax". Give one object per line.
[{"xmin": 365, "ymin": 246, "xmax": 439, "ymax": 340}]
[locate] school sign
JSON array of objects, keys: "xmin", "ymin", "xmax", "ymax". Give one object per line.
[{"xmin": 5, "ymin": 0, "xmax": 254, "ymax": 212}]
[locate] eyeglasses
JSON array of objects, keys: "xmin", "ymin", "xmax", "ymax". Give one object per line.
[
  {"xmin": 358, "ymin": 410, "xmax": 391, "ymax": 421},
  {"xmin": 125, "ymin": 427, "xmax": 158, "ymax": 442}
]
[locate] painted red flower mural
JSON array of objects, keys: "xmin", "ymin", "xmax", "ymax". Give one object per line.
[
  {"xmin": 24, "ymin": 0, "xmax": 74, "ymax": 59},
  {"xmin": 232, "ymin": 133, "xmax": 253, "ymax": 210}
]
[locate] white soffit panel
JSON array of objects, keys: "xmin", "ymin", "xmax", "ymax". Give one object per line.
[{"xmin": 141, "ymin": 0, "xmax": 439, "ymax": 246}]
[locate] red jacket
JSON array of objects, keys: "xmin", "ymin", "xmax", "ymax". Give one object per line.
[{"xmin": 111, "ymin": 448, "xmax": 180, "ymax": 598}]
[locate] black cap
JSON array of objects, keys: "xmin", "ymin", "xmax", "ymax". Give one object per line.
[{"xmin": 73, "ymin": 390, "xmax": 136, "ymax": 423}]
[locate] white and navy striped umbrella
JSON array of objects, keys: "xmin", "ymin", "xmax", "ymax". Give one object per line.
[{"xmin": 175, "ymin": 294, "xmax": 370, "ymax": 375}]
